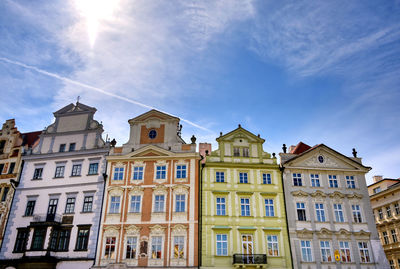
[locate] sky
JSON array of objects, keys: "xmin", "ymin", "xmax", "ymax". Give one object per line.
[{"xmin": 0, "ymin": 0, "xmax": 399, "ymax": 184}]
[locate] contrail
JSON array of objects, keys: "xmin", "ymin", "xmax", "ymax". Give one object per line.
[{"xmin": 0, "ymin": 57, "xmax": 211, "ymax": 132}]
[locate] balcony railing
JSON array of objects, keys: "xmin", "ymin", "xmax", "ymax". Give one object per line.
[
  {"xmin": 32, "ymin": 214, "xmax": 62, "ymax": 223},
  {"xmin": 233, "ymin": 254, "xmax": 267, "ymax": 264}
]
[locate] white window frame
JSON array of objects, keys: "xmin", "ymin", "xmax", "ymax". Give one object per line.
[
  {"xmin": 175, "ymin": 194, "xmax": 186, "ymax": 213},
  {"xmin": 150, "ymin": 236, "xmax": 163, "ymax": 260},
  {"xmin": 155, "ymin": 164, "xmax": 167, "ymax": 181},
  {"xmin": 132, "ymin": 166, "xmax": 144, "ymax": 181},
  {"xmin": 358, "ymin": 242, "xmax": 371, "ymax": 263},
  {"xmin": 216, "ymin": 234, "xmax": 228, "ymax": 256},
  {"xmin": 216, "ymin": 197, "xmax": 226, "ymax": 216},
  {"xmin": 333, "ymin": 203, "xmax": 344, "ymax": 222},
  {"xmin": 293, "ymin": 173, "xmax": 302, "ymax": 186},
  {"xmin": 264, "ymin": 199, "xmax": 275, "ymax": 217},
  {"xmin": 129, "ymin": 195, "xmax": 141, "ymax": 213},
  {"xmin": 125, "ymin": 236, "xmax": 138, "ymax": 259},
  {"xmin": 109, "ymin": 196, "xmax": 121, "ymax": 214},
  {"xmin": 263, "ymin": 173, "xmax": 272, "ymax": 184},
  {"xmin": 320, "ymin": 241, "xmax": 332, "ymax": 262},
  {"xmin": 267, "ymin": 235, "xmax": 279, "ymax": 256},
  {"xmin": 301, "ymin": 240, "xmax": 313, "ymax": 262},
  {"xmin": 112, "ymin": 165, "xmax": 125, "ymax": 181},
  {"xmin": 239, "ymin": 172, "xmax": 248, "ymax": 184},
  {"xmin": 352, "ymin": 204, "xmax": 362, "ymax": 223},
  {"xmin": 328, "ymin": 175, "xmax": 339, "ymax": 188},
  {"xmin": 175, "ymin": 164, "xmax": 187, "ymax": 179},
  {"xmin": 173, "ymin": 236, "xmax": 185, "ymax": 259},
  {"xmin": 339, "ymin": 241, "xmax": 352, "ymax": 262},
  {"xmin": 310, "ymin": 174, "xmax": 320, "ymax": 187},
  {"xmin": 216, "ymin": 171, "xmax": 225, "ymax": 183},
  {"xmin": 346, "ymin": 175, "xmax": 356, "ymax": 189},
  {"xmin": 315, "ymin": 203, "xmax": 326, "ymax": 222},
  {"xmin": 240, "ymin": 197, "xmax": 251, "ymax": 216},
  {"xmin": 153, "ymin": 195, "xmax": 165, "ymax": 213},
  {"xmin": 296, "ymin": 202, "xmax": 307, "ymax": 221}
]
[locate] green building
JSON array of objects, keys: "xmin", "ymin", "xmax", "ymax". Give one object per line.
[{"xmin": 200, "ymin": 126, "xmax": 292, "ymax": 268}]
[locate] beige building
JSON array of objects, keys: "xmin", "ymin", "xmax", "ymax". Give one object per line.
[{"xmin": 368, "ymin": 176, "xmax": 400, "ymax": 269}]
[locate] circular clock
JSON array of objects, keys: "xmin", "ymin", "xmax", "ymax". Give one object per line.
[
  {"xmin": 318, "ymin": 155, "xmax": 324, "ymax": 163},
  {"xmin": 148, "ymin": 129, "xmax": 157, "ymax": 139}
]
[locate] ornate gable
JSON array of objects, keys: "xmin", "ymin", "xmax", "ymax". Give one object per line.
[
  {"xmin": 217, "ymin": 125, "xmax": 264, "ymax": 143},
  {"xmin": 127, "ymin": 145, "xmax": 173, "ymax": 158}
]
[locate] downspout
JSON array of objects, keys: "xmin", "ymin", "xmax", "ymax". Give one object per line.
[
  {"xmin": 280, "ymin": 164, "xmax": 294, "ymax": 269},
  {"xmin": 198, "ymin": 155, "xmax": 204, "ymax": 268}
]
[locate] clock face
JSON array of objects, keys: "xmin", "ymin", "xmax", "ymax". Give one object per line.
[
  {"xmin": 318, "ymin": 155, "xmax": 324, "ymax": 163},
  {"xmin": 148, "ymin": 129, "xmax": 157, "ymax": 139}
]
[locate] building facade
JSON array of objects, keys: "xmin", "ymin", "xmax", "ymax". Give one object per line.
[
  {"xmin": 280, "ymin": 142, "xmax": 389, "ymax": 269},
  {"xmin": 0, "ymin": 102, "xmax": 109, "ymax": 269},
  {"xmin": 368, "ymin": 176, "xmax": 400, "ymax": 269},
  {"xmin": 94, "ymin": 110, "xmax": 199, "ymax": 268},
  {"xmin": 200, "ymin": 126, "xmax": 292, "ymax": 269}
]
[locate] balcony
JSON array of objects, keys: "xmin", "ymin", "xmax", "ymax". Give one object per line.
[
  {"xmin": 31, "ymin": 214, "xmax": 62, "ymax": 224},
  {"xmin": 233, "ymin": 254, "xmax": 267, "ymax": 265}
]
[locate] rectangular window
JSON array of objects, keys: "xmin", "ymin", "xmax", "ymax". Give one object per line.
[
  {"xmin": 175, "ymin": 194, "xmax": 185, "ymax": 212},
  {"xmin": 339, "ymin": 241, "xmax": 351, "ymax": 262},
  {"xmin": 33, "ymin": 168, "xmax": 43, "ymax": 179},
  {"xmin": 346, "ymin": 175, "xmax": 356, "ymax": 188},
  {"xmin": 75, "ymin": 227, "xmax": 90, "ymax": 251},
  {"xmin": 263, "ymin": 173, "xmax": 272, "ymax": 184},
  {"xmin": 265, "ymin": 199, "xmax": 275, "ymax": 217},
  {"xmin": 352, "ymin": 205, "xmax": 362, "ymax": 223},
  {"xmin": 391, "ymin": 229, "xmax": 398, "ymax": 243},
  {"xmin": 373, "ymin": 187, "xmax": 381, "ymax": 193},
  {"xmin": 387, "ymin": 206, "xmax": 392, "ymax": 217},
  {"xmin": 216, "ymin": 234, "xmax": 228, "ymax": 256},
  {"xmin": 216, "ymin": 171, "xmax": 225, "ymax": 183},
  {"xmin": 57, "ymin": 229, "xmax": 71, "ymax": 251},
  {"xmin": 334, "ymin": 204, "xmax": 344, "ymax": 222},
  {"xmin": 88, "ymin": 163, "xmax": 98, "ymax": 175},
  {"xmin": 329, "ymin": 175, "xmax": 338, "ymax": 188},
  {"xmin": 315, "ymin": 203, "xmax": 326, "ymax": 222},
  {"xmin": 233, "ymin": 147, "xmax": 240, "ymax": 157},
  {"xmin": 156, "ymin": 166, "xmax": 166, "ymax": 179},
  {"xmin": 310, "ymin": 174, "xmax": 320, "ymax": 187},
  {"xmin": 59, "ymin": 144, "xmax": 66, "ymax": 152},
  {"xmin": 395, "ymin": 203, "xmax": 400, "ymax": 215},
  {"xmin": 8, "ymin": 162, "xmax": 15, "ymax": 174},
  {"xmin": 320, "ymin": 241, "xmax": 332, "ymax": 262},
  {"xmin": 69, "ymin": 143, "xmax": 76, "ymax": 151},
  {"xmin": 174, "ymin": 236, "xmax": 185, "ymax": 259},
  {"xmin": 130, "ymin": 195, "xmax": 141, "ymax": 213},
  {"xmin": 301, "ymin": 240, "xmax": 312, "ymax": 262},
  {"xmin": 25, "ymin": 200, "xmax": 36, "ymax": 216},
  {"xmin": 82, "ymin": 196, "xmax": 93, "ymax": 212},
  {"xmin": 113, "ymin": 167, "xmax": 124, "ymax": 180},
  {"xmin": 71, "ymin": 164, "xmax": 82, "ymax": 176},
  {"xmin": 1, "ymin": 187, "xmax": 9, "ymax": 202},
  {"xmin": 243, "ymin": 147, "xmax": 249, "ymax": 157},
  {"xmin": 383, "ymin": 231, "xmax": 389, "ymax": 244},
  {"xmin": 267, "ymin": 235, "xmax": 279, "ymax": 256},
  {"xmin": 109, "ymin": 196, "xmax": 120, "ymax": 213},
  {"xmin": 151, "ymin": 236, "xmax": 162, "ymax": 259},
  {"xmin": 126, "ymin": 236, "xmax": 137, "ymax": 259},
  {"xmin": 104, "ymin": 237, "xmax": 116, "ymax": 259},
  {"xmin": 239, "ymin": 172, "xmax": 248, "ymax": 183},
  {"xmin": 240, "ymin": 198, "xmax": 250, "ymax": 216},
  {"xmin": 390, "ymin": 260, "xmax": 395, "ymax": 269},
  {"xmin": 55, "ymin": 165, "xmax": 65, "ymax": 178},
  {"xmin": 216, "ymin": 197, "xmax": 226, "ymax": 216},
  {"xmin": 65, "ymin": 197, "xmax": 76, "ymax": 214},
  {"xmin": 297, "ymin": 202, "xmax": 306, "ymax": 221},
  {"xmin": 14, "ymin": 229, "xmax": 29, "ymax": 252},
  {"xmin": 0, "ymin": 163, "xmax": 4, "ymax": 174},
  {"xmin": 133, "ymin": 166, "xmax": 143, "ymax": 180},
  {"xmin": 176, "ymin": 165, "xmax": 187, "ymax": 179},
  {"xmin": 378, "ymin": 209, "xmax": 383, "ymax": 220},
  {"xmin": 154, "ymin": 195, "xmax": 165, "ymax": 212},
  {"xmin": 293, "ymin": 173, "xmax": 302, "ymax": 186},
  {"xmin": 358, "ymin": 242, "xmax": 370, "ymax": 263},
  {"xmin": 31, "ymin": 228, "xmax": 46, "ymax": 250}
]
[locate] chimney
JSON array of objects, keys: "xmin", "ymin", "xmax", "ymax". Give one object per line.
[
  {"xmin": 373, "ymin": 175, "xmax": 383, "ymax": 183},
  {"xmin": 199, "ymin": 143, "xmax": 212, "ymax": 163}
]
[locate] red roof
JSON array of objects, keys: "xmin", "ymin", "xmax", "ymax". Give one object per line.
[
  {"xmin": 290, "ymin": 142, "xmax": 311, "ymax": 154},
  {"xmin": 21, "ymin": 131, "xmax": 41, "ymax": 147}
]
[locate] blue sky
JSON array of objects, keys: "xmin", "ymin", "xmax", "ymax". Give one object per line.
[{"xmin": 0, "ymin": 0, "xmax": 399, "ymax": 184}]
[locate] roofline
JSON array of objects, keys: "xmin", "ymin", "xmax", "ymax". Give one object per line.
[
  {"xmin": 128, "ymin": 109, "xmax": 180, "ymax": 123},
  {"xmin": 216, "ymin": 125, "xmax": 265, "ymax": 143},
  {"xmin": 367, "ymin": 178, "xmax": 400, "ymax": 188},
  {"xmin": 369, "ymin": 181, "xmax": 400, "ymax": 198}
]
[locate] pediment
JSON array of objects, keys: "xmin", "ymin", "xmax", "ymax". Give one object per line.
[
  {"xmin": 310, "ymin": 190, "xmax": 327, "ymax": 198},
  {"xmin": 54, "ymin": 102, "xmax": 96, "ymax": 116},
  {"xmin": 316, "ymin": 228, "xmax": 333, "ymax": 237},
  {"xmin": 291, "ymin": 190, "xmax": 309, "ymax": 197},
  {"xmin": 217, "ymin": 126, "xmax": 265, "ymax": 143},
  {"xmin": 128, "ymin": 109, "xmax": 179, "ymax": 123},
  {"xmin": 127, "ymin": 145, "xmax": 173, "ymax": 157}
]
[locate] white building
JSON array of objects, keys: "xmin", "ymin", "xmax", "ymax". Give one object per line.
[{"xmin": 0, "ymin": 102, "xmax": 109, "ymax": 269}]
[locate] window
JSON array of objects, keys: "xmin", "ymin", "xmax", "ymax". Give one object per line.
[
  {"xmin": 59, "ymin": 144, "xmax": 66, "ymax": 152},
  {"xmin": 320, "ymin": 241, "xmax": 332, "ymax": 262},
  {"xmin": 386, "ymin": 206, "xmax": 392, "ymax": 217},
  {"xmin": 216, "ymin": 234, "xmax": 228, "ymax": 256},
  {"xmin": 130, "ymin": 195, "xmax": 141, "ymax": 213},
  {"xmin": 346, "ymin": 176, "xmax": 355, "ymax": 188},
  {"xmin": 267, "ymin": 235, "xmax": 279, "ymax": 256},
  {"xmin": 54, "ymin": 228, "xmax": 71, "ymax": 251},
  {"xmin": 378, "ymin": 209, "xmax": 383, "ymax": 220},
  {"xmin": 75, "ymin": 226, "xmax": 90, "ymax": 251},
  {"xmin": 71, "ymin": 164, "xmax": 82, "ymax": 176},
  {"xmin": 55, "ymin": 165, "xmax": 65, "ymax": 178},
  {"xmin": 69, "ymin": 143, "xmax": 76, "ymax": 151},
  {"xmin": 216, "ymin": 171, "xmax": 225, "ymax": 183},
  {"xmin": 156, "ymin": 166, "xmax": 166, "ymax": 179},
  {"xmin": 310, "ymin": 174, "xmax": 320, "ymax": 187},
  {"xmin": 395, "ymin": 203, "xmax": 400, "ymax": 215},
  {"xmin": 233, "ymin": 147, "xmax": 240, "ymax": 157},
  {"xmin": 0, "ymin": 140, "xmax": 5, "ymax": 154},
  {"xmin": 265, "ymin": 199, "xmax": 275, "ymax": 217},
  {"xmin": 334, "ymin": 204, "xmax": 344, "ymax": 222},
  {"xmin": 301, "ymin": 240, "xmax": 312, "ymax": 262},
  {"xmin": 391, "ymin": 229, "xmax": 398, "ymax": 243},
  {"xmin": 293, "ymin": 173, "xmax": 302, "ymax": 186},
  {"xmin": 151, "ymin": 236, "xmax": 162, "ymax": 259},
  {"xmin": 339, "ymin": 241, "xmax": 351, "ymax": 262},
  {"xmin": 315, "ymin": 203, "xmax": 326, "ymax": 222},
  {"xmin": 109, "ymin": 196, "xmax": 120, "ymax": 213},
  {"xmin": 175, "ymin": 194, "xmax": 185, "ymax": 212},
  {"xmin": 65, "ymin": 197, "xmax": 76, "ymax": 214},
  {"xmin": 126, "ymin": 236, "xmax": 137, "ymax": 259},
  {"xmin": 297, "ymin": 202, "xmax": 306, "ymax": 221},
  {"xmin": 243, "ymin": 147, "xmax": 249, "ymax": 157},
  {"xmin": 173, "ymin": 236, "xmax": 185, "ymax": 258},
  {"xmin": 352, "ymin": 205, "xmax": 362, "ymax": 223},
  {"xmin": 328, "ymin": 175, "xmax": 338, "ymax": 188},
  {"xmin": 14, "ymin": 229, "xmax": 29, "ymax": 252},
  {"xmin": 31, "ymin": 228, "xmax": 46, "ymax": 250},
  {"xmin": 383, "ymin": 231, "xmax": 389, "ymax": 244},
  {"xmin": 113, "ymin": 167, "xmax": 124, "ymax": 180},
  {"xmin": 263, "ymin": 173, "xmax": 272, "ymax": 184},
  {"xmin": 239, "ymin": 172, "xmax": 248, "ymax": 183},
  {"xmin": 373, "ymin": 186, "xmax": 381, "ymax": 193},
  {"xmin": 358, "ymin": 242, "xmax": 370, "ymax": 263},
  {"xmin": 240, "ymin": 198, "xmax": 250, "ymax": 216},
  {"xmin": 88, "ymin": 163, "xmax": 98, "ymax": 175},
  {"xmin": 104, "ymin": 237, "xmax": 116, "ymax": 259},
  {"xmin": 216, "ymin": 197, "xmax": 226, "ymax": 216},
  {"xmin": 1, "ymin": 187, "xmax": 9, "ymax": 201},
  {"xmin": 8, "ymin": 162, "xmax": 15, "ymax": 174},
  {"xmin": 390, "ymin": 260, "xmax": 395, "ymax": 269},
  {"xmin": 133, "ymin": 166, "xmax": 143, "ymax": 180},
  {"xmin": 33, "ymin": 168, "xmax": 43, "ymax": 179},
  {"xmin": 82, "ymin": 196, "xmax": 93, "ymax": 212},
  {"xmin": 154, "ymin": 195, "xmax": 165, "ymax": 212},
  {"xmin": 176, "ymin": 165, "xmax": 186, "ymax": 179},
  {"xmin": 0, "ymin": 163, "xmax": 4, "ymax": 174},
  {"xmin": 25, "ymin": 200, "xmax": 36, "ymax": 216}
]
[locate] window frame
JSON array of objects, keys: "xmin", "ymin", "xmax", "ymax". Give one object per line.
[
  {"xmin": 263, "ymin": 173, "xmax": 272, "ymax": 184},
  {"xmin": 215, "ymin": 171, "xmax": 225, "ymax": 183},
  {"xmin": 25, "ymin": 200, "xmax": 36, "ymax": 216},
  {"xmin": 240, "ymin": 197, "xmax": 251, "ymax": 216},
  {"xmin": 267, "ymin": 235, "xmax": 279, "ymax": 256},
  {"xmin": 328, "ymin": 175, "xmax": 339, "ymax": 188},
  {"xmin": 264, "ymin": 199, "xmax": 275, "ymax": 217},
  {"xmin": 346, "ymin": 175, "xmax": 356, "ymax": 189},
  {"xmin": 82, "ymin": 196, "xmax": 93, "ymax": 213},
  {"xmin": 129, "ymin": 195, "xmax": 141, "ymax": 213},
  {"xmin": 104, "ymin": 236, "xmax": 117, "ymax": 259},
  {"xmin": 71, "ymin": 164, "xmax": 82, "ymax": 176},
  {"xmin": 352, "ymin": 204, "xmax": 362, "ymax": 223},
  {"xmin": 333, "ymin": 203, "xmax": 345, "ymax": 222},
  {"xmin": 13, "ymin": 228, "xmax": 29, "ymax": 253},
  {"xmin": 296, "ymin": 202, "xmax": 307, "ymax": 221},
  {"xmin": 216, "ymin": 234, "xmax": 228, "ymax": 256},
  {"xmin": 339, "ymin": 241, "xmax": 352, "ymax": 262},
  {"xmin": 33, "ymin": 167, "xmax": 43, "ymax": 180},
  {"xmin": 54, "ymin": 165, "xmax": 65, "ymax": 178},
  {"xmin": 176, "ymin": 164, "xmax": 187, "ymax": 179},
  {"xmin": 154, "ymin": 195, "xmax": 165, "ymax": 213},
  {"xmin": 64, "ymin": 197, "xmax": 76, "ymax": 214},
  {"xmin": 239, "ymin": 172, "xmax": 248, "ymax": 184},
  {"xmin": 310, "ymin": 174, "xmax": 320, "ymax": 187},
  {"xmin": 88, "ymin": 162, "xmax": 99, "ymax": 175},
  {"xmin": 109, "ymin": 196, "xmax": 121, "ymax": 214},
  {"xmin": 125, "ymin": 236, "xmax": 138, "ymax": 259},
  {"xmin": 358, "ymin": 242, "xmax": 371, "ymax": 263},
  {"xmin": 151, "ymin": 236, "xmax": 163, "ymax": 259},
  {"xmin": 216, "ymin": 197, "xmax": 226, "ymax": 216},
  {"xmin": 315, "ymin": 203, "xmax": 326, "ymax": 222},
  {"xmin": 155, "ymin": 165, "xmax": 167, "ymax": 180},
  {"xmin": 175, "ymin": 194, "xmax": 185, "ymax": 213},
  {"xmin": 300, "ymin": 240, "xmax": 313, "ymax": 262},
  {"xmin": 132, "ymin": 166, "xmax": 144, "ymax": 181},
  {"xmin": 320, "ymin": 241, "xmax": 332, "ymax": 262},
  {"xmin": 293, "ymin": 173, "xmax": 302, "ymax": 186},
  {"xmin": 113, "ymin": 167, "xmax": 124, "ymax": 181},
  {"xmin": 75, "ymin": 226, "xmax": 90, "ymax": 251}
]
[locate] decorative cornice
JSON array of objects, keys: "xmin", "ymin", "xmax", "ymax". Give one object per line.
[
  {"xmin": 310, "ymin": 190, "xmax": 327, "ymax": 198},
  {"xmin": 291, "ymin": 190, "xmax": 309, "ymax": 197},
  {"xmin": 329, "ymin": 191, "xmax": 345, "ymax": 199}
]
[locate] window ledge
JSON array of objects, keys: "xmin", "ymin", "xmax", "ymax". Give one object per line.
[
  {"xmin": 73, "ymin": 249, "xmax": 88, "ymax": 252},
  {"xmin": 53, "ymin": 177, "xmax": 64, "ymax": 179},
  {"xmin": 87, "ymin": 173, "xmax": 99, "ymax": 176},
  {"xmin": 80, "ymin": 211, "xmax": 93, "ymax": 214},
  {"xmin": 214, "ymin": 181, "xmax": 227, "ymax": 184},
  {"xmin": 70, "ymin": 175, "xmax": 82, "ymax": 177},
  {"xmin": 31, "ymin": 178, "xmax": 42, "ymax": 181}
]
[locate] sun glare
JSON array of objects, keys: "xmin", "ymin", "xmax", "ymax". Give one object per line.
[{"xmin": 74, "ymin": 0, "xmax": 120, "ymax": 47}]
